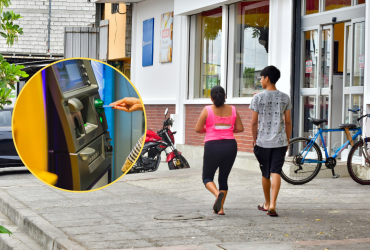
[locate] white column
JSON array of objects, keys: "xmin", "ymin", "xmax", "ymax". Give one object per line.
[
  {"xmin": 364, "ymin": 1, "xmax": 370, "ymax": 136},
  {"xmin": 220, "ymin": 4, "xmax": 229, "ymax": 90},
  {"xmin": 176, "ymin": 15, "xmax": 189, "ymax": 145},
  {"xmin": 268, "ymin": 0, "xmax": 293, "ymax": 96}
]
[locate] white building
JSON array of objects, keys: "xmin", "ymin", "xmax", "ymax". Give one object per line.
[{"xmin": 119, "ymin": 0, "xmax": 370, "ymax": 161}]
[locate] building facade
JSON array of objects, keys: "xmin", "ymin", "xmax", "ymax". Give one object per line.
[
  {"xmin": 127, "ymin": 0, "xmax": 292, "ymax": 153},
  {"xmin": 121, "ymin": 0, "xmax": 370, "ymax": 158}
]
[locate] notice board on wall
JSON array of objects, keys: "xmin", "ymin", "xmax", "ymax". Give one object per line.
[
  {"xmin": 143, "ymin": 18, "xmax": 154, "ymax": 67},
  {"xmin": 159, "ymin": 12, "xmax": 173, "ymax": 63}
]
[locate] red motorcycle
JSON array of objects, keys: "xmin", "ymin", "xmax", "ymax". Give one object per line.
[{"xmin": 130, "ymin": 108, "xmax": 190, "ymax": 173}]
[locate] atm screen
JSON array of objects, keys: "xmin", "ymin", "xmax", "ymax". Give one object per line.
[{"xmin": 53, "ymin": 60, "xmax": 85, "ymax": 92}]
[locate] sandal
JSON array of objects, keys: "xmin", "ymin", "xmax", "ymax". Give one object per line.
[
  {"xmin": 267, "ymin": 210, "xmax": 278, "ymax": 217},
  {"xmin": 213, "ymin": 192, "xmax": 224, "ymax": 214},
  {"xmin": 217, "ymin": 212, "xmax": 225, "ymax": 215},
  {"xmin": 258, "ymin": 203, "xmax": 268, "ymax": 211}
]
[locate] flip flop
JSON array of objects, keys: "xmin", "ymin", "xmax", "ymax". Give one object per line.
[
  {"xmin": 213, "ymin": 192, "xmax": 224, "ymax": 214},
  {"xmin": 217, "ymin": 212, "xmax": 225, "ymax": 215},
  {"xmin": 267, "ymin": 210, "xmax": 278, "ymax": 217},
  {"xmin": 258, "ymin": 204, "xmax": 268, "ymax": 211}
]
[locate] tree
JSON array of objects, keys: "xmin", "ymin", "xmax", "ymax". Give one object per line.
[
  {"xmin": 0, "ymin": 0, "xmax": 28, "ymax": 109},
  {"xmin": 243, "ymin": 67, "xmax": 255, "ymax": 89}
]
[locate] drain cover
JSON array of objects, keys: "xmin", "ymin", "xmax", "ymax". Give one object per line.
[{"xmin": 154, "ymin": 213, "xmax": 204, "ymax": 221}]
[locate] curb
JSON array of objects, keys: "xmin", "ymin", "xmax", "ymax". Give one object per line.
[{"xmin": 0, "ymin": 190, "xmax": 85, "ymax": 250}]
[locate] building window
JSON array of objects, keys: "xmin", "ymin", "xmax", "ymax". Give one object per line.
[
  {"xmin": 305, "ymin": 0, "xmax": 320, "ymax": 15},
  {"xmin": 191, "ymin": 7, "xmax": 223, "ymax": 99},
  {"xmin": 304, "ymin": 0, "xmax": 364, "ymax": 15},
  {"xmin": 324, "ymin": 0, "xmax": 351, "ymax": 11},
  {"xmin": 303, "ymin": 30, "xmax": 318, "ymax": 88},
  {"xmin": 303, "ymin": 96, "xmax": 317, "ymax": 138},
  {"xmin": 353, "ymin": 22, "xmax": 365, "ymax": 87},
  {"xmin": 233, "ymin": 0, "xmax": 269, "ymax": 97}
]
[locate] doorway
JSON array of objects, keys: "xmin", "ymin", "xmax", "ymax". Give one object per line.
[{"xmin": 300, "ymin": 18, "xmax": 365, "ymax": 158}]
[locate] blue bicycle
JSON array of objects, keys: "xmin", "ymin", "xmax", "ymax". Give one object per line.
[{"xmin": 281, "ymin": 109, "xmax": 370, "ymax": 185}]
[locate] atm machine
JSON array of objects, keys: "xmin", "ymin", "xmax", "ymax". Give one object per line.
[{"xmin": 45, "ymin": 59, "xmax": 113, "ymax": 191}]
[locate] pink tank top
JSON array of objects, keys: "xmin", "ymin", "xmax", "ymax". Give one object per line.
[{"xmin": 204, "ymin": 105, "xmax": 237, "ymax": 142}]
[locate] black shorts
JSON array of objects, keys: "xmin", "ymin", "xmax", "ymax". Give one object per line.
[{"xmin": 253, "ymin": 145, "xmax": 287, "ymax": 179}]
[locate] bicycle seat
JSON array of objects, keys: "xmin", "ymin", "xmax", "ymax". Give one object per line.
[
  {"xmin": 308, "ymin": 117, "xmax": 327, "ymax": 126},
  {"xmin": 339, "ymin": 123, "xmax": 357, "ymax": 129}
]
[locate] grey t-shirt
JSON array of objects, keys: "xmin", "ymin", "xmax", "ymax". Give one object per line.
[{"xmin": 250, "ymin": 90, "xmax": 292, "ymax": 148}]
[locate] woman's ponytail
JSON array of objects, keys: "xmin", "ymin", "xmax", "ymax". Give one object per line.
[{"xmin": 210, "ymin": 85, "xmax": 226, "ymax": 108}]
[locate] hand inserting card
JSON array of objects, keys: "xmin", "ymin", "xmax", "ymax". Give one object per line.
[{"xmin": 109, "ymin": 97, "xmax": 143, "ymax": 113}]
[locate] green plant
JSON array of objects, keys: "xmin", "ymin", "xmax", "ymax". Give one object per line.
[
  {"xmin": 0, "ymin": 0, "xmax": 28, "ymax": 109},
  {"xmin": 0, "ymin": 225, "xmax": 12, "ymax": 235},
  {"xmin": 1, "ymin": 10, "xmax": 24, "ymax": 46}
]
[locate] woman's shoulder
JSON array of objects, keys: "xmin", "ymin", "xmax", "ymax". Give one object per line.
[{"xmin": 224, "ymin": 104, "xmax": 235, "ymax": 110}]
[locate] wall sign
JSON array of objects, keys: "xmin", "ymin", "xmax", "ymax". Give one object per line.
[
  {"xmin": 306, "ymin": 60, "xmax": 312, "ymax": 73},
  {"xmin": 143, "ymin": 18, "xmax": 154, "ymax": 67},
  {"xmin": 159, "ymin": 12, "xmax": 173, "ymax": 63}
]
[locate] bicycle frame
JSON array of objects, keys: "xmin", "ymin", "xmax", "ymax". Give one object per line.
[{"xmin": 301, "ymin": 127, "xmax": 362, "ymax": 164}]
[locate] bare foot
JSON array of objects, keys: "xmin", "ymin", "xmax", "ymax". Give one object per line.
[{"xmin": 218, "ymin": 209, "xmax": 225, "ymax": 215}]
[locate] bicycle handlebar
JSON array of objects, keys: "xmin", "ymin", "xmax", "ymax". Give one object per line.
[
  {"xmin": 348, "ymin": 108, "xmax": 361, "ymax": 113},
  {"xmin": 357, "ymin": 114, "xmax": 370, "ymax": 122}
]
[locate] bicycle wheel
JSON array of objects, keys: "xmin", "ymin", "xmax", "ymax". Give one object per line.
[
  {"xmin": 347, "ymin": 138, "xmax": 370, "ymax": 185},
  {"xmin": 281, "ymin": 137, "xmax": 322, "ymax": 185}
]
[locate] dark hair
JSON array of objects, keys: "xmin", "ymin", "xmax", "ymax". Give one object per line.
[
  {"xmin": 210, "ymin": 85, "xmax": 226, "ymax": 108},
  {"xmin": 260, "ymin": 65, "xmax": 281, "ymax": 84}
]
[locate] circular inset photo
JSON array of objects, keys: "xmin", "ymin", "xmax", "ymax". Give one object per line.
[{"xmin": 12, "ymin": 58, "xmax": 146, "ymax": 191}]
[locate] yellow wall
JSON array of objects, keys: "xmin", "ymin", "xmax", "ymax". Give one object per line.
[
  {"xmin": 13, "ymin": 71, "xmax": 58, "ymax": 185},
  {"xmin": 105, "ymin": 3, "xmax": 127, "ymax": 60}
]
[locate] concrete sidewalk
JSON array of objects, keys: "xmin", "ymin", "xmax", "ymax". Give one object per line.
[{"xmin": 0, "ymin": 165, "xmax": 369, "ymax": 249}]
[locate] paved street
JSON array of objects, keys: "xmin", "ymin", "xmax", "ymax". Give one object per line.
[{"xmin": 0, "ymin": 164, "xmax": 369, "ymax": 249}]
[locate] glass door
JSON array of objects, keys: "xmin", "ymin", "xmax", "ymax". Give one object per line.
[
  {"xmin": 300, "ymin": 24, "xmax": 333, "ymax": 157},
  {"xmin": 320, "ymin": 25, "xmax": 333, "ymax": 153},
  {"xmin": 342, "ymin": 18, "xmax": 365, "ymax": 156},
  {"xmin": 300, "ymin": 27, "xmax": 319, "ymax": 140}
]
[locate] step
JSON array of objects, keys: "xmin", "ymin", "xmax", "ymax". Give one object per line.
[
  {"xmin": 0, "ymin": 209, "xmax": 43, "ymax": 250},
  {"xmin": 0, "ymin": 189, "xmax": 86, "ymax": 250}
]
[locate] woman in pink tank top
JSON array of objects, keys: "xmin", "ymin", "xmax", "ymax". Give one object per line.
[{"xmin": 195, "ymin": 86, "xmax": 244, "ymax": 215}]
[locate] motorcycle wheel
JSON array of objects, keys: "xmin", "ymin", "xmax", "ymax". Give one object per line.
[{"xmin": 168, "ymin": 155, "xmax": 190, "ymax": 170}]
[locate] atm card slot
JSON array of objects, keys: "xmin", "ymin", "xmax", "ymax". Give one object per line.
[{"xmin": 84, "ymin": 122, "xmax": 98, "ymax": 134}]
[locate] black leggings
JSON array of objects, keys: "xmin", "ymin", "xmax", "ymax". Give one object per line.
[{"xmin": 202, "ymin": 139, "xmax": 237, "ymax": 191}]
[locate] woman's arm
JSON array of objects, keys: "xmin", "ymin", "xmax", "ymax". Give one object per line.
[
  {"xmin": 195, "ymin": 107, "xmax": 208, "ymax": 133},
  {"xmin": 233, "ymin": 111, "xmax": 244, "ymax": 133}
]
